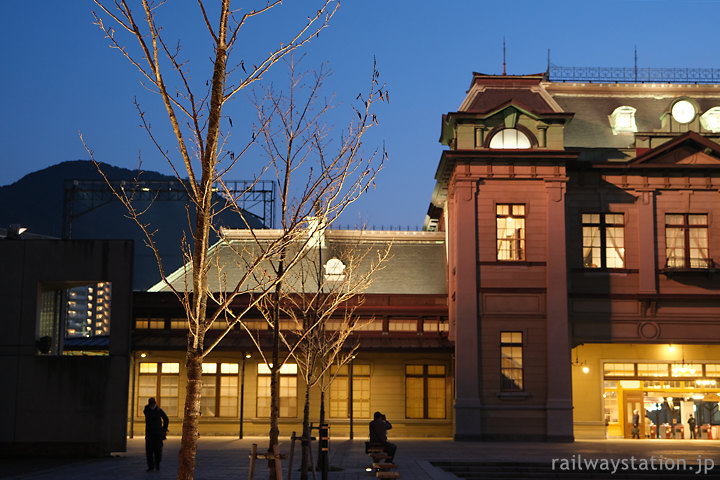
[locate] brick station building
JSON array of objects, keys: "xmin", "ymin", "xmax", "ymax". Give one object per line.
[{"xmin": 130, "ymin": 71, "xmax": 720, "ymax": 442}]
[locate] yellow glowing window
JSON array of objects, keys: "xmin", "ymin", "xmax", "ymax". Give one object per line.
[
  {"xmin": 202, "ymin": 363, "xmax": 217, "ymax": 374},
  {"xmin": 405, "ymin": 364, "xmax": 446, "ymax": 419},
  {"xmin": 500, "ymin": 332, "xmax": 523, "ymax": 391},
  {"xmin": 603, "ymin": 363, "xmax": 634, "ymax": 376},
  {"xmin": 330, "ymin": 364, "xmax": 371, "ymax": 418},
  {"xmin": 139, "ymin": 362, "xmax": 157, "ymax": 373},
  {"xmin": 200, "ymin": 363, "xmax": 240, "ymax": 417},
  {"xmin": 388, "ymin": 317, "xmax": 418, "ymax": 331},
  {"xmin": 665, "ymin": 214, "xmax": 710, "ymax": 269},
  {"xmin": 161, "ymin": 363, "xmax": 179, "ymax": 374},
  {"xmin": 496, "ymin": 204, "xmax": 525, "ymax": 261},
  {"xmin": 170, "ymin": 319, "xmax": 186, "ymax": 329},
  {"xmin": 257, "ymin": 364, "xmax": 297, "ymax": 417},
  {"xmin": 582, "ymin": 213, "xmax": 625, "ymax": 269},
  {"xmin": 138, "ymin": 362, "xmax": 179, "ymax": 416},
  {"xmin": 637, "ymin": 363, "xmax": 669, "ymax": 377}
]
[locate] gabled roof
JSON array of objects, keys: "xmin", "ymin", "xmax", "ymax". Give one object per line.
[
  {"xmin": 629, "ymin": 131, "xmax": 720, "ymax": 167},
  {"xmin": 149, "ymin": 230, "xmax": 447, "ymax": 295},
  {"xmin": 458, "ymin": 73, "xmax": 563, "ymax": 116}
]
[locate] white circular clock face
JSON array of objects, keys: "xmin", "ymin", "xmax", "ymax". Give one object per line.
[{"xmin": 672, "ymin": 100, "xmax": 696, "ymax": 124}]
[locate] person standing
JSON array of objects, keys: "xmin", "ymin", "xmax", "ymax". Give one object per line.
[
  {"xmin": 688, "ymin": 414, "xmax": 697, "ymax": 439},
  {"xmin": 144, "ymin": 397, "xmax": 169, "ymax": 471},
  {"xmin": 631, "ymin": 409, "xmax": 640, "ymax": 439},
  {"xmin": 369, "ymin": 411, "xmax": 396, "ymax": 463}
]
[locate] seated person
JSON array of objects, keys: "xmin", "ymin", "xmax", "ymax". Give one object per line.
[{"xmin": 369, "ymin": 411, "xmax": 396, "ymax": 463}]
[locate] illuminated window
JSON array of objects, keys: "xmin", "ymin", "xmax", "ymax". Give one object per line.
[
  {"xmin": 609, "ymin": 106, "xmax": 637, "ymax": 135},
  {"xmin": 135, "ymin": 318, "xmax": 165, "ymax": 329},
  {"xmin": 388, "ymin": 317, "xmax": 417, "ymax": 332},
  {"xmin": 700, "ymin": 107, "xmax": 720, "ymax": 133},
  {"xmin": 329, "ymin": 364, "xmax": 371, "ymax": 418},
  {"xmin": 582, "ymin": 213, "xmax": 625, "ymax": 269},
  {"xmin": 637, "ymin": 363, "xmax": 669, "ymax": 377},
  {"xmin": 405, "ymin": 365, "xmax": 446, "ymax": 419},
  {"xmin": 665, "ymin": 214, "xmax": 710, "ymax": 268},
  {"xmin": 200, "ymin": 363, "xmax": 239, "ymax": 417},
  {"xmin": 489, "ymin": 128, "xmax": 531, "ymax": 149},
  {"xmin": 496, "ymin": 204, "xmax": 525, "ymax": 261},
  {"xmin": 138, "ymin": 362, "xmax": 179, "ymax": 416},
  {"xmin": 257, "ymin": 363, "xmax": 297, "ymax": 417},
  {"xmin": 324, "ymin": 258, "xmax": 346, "ymax": 282},
  {"xmin": 500, "ymin": 332, "xmax": 523, "ymax": 391},
  {"xmin": 353, "ymin": 318, "xmax": 383, "ymax": 332},
  {"xmin": 170, "ymin": 318, "xmax": 186, "ymax": 329},
  {"xmin": 603, "ymin": 363, "xmax": 634, "ymax": 376}
]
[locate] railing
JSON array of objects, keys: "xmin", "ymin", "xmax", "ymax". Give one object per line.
[{"xmin": 548, "ymin": 65, "xmax": 720, "ymax": 84}]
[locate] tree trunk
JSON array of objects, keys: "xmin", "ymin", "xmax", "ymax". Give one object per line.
[
  {"xmin": 300, "ymin": 382, "xmax": 311, "ymax": 480},
  {"xmin": 177, "ymin": 349, "xmax": 203, "ymax": 480},
  {"xmin": 316, "ymin": 391, "xmax": 327, "ymax": 475},
  {"xmin": 268, "ymin": 260, "xmax": 284, "ymax": 480}
]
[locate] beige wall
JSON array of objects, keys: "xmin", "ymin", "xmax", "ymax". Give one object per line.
[{"xmin": 128, "ymin": 351, "xmax": 453, "ymax": 439}]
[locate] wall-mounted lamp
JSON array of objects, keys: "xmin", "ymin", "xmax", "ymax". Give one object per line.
[{"xmin": 140, "ymin": 352, "xmax": 147, "ymax": 358}]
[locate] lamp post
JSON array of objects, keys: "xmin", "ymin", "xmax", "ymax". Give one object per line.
[
  {"xmin": 349, "ymin": 358, "xmax": 354, "ymax": 440},
  {"xmin": 239, "ymin": 352, "xmax": 250, "ymax": 439}
]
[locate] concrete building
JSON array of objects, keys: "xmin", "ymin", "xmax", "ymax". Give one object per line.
[
  {"xmin": 0, "ymin": 238, "xmax": 133, "ymax": 455},
  {"xmin": 66, "ymin": 282, "xmax": 112, "ymax": 337}
]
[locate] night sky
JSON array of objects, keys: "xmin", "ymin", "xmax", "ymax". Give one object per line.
[{"xmin": 3, "ymin": 0, "xmax": 720, "ymax": 228}]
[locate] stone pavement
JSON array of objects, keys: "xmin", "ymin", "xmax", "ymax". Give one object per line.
[{"xmin": 3, "ymin": 437, "xmax": 720, "ymax": 479}]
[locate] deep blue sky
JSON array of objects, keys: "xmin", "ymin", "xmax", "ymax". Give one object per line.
[{"xmin": 2, "ymin": 1, "xmax": 720, "ymax": 228}]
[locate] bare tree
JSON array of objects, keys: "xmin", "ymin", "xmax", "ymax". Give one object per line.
[
  {"xmin": 242, "ymin": 58, "xmax": 386, "ymax": 477},
  {"xmin": 263, "ymin": 228, "xmax": 391, "ymax": 479},
  {"xmin": 88, "ymin": 2, "xmax": 385, "ymax": 479}
]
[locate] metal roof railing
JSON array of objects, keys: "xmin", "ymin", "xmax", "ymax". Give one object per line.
[{"xmin": 548, "ymin": 65, "xmax": 720, "ymax": 84}]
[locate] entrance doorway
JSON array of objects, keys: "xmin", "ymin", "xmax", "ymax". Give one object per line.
[{"xmin": 624, "ymin": 391, "xmax": 643, "ymax": 439}]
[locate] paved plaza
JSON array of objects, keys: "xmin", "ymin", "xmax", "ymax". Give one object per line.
[{"xmin": 3, "ymin": 437, "xmax": 720, "ymax": 479}]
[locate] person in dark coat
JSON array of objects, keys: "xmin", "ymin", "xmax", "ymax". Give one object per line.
[
  {"xmin": 688, "ymin": 414, "xmax": 697, "ymax": 439},
  {"xmin": 369, "ymin": 411, "xmax": 396, "ymax": 463},
  {"xmin": 631, "ymin": 409, "xmax": 640, "ymax": 439},
  {"xmin": 144, "ymin": 397, "xmax": 169, "ymax": 471}
]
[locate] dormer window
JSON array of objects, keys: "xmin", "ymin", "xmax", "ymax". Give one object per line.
[
  {"xmin": 488, "ymin": 128, "xmax": 531, "ymax": 149},
  {"xmin": 609, "ymin": 106, "xmax": 637, "ymax": 135},
  {"xmin": 671, "ymin": 99, "xmax": 697, "ymax": 124},
  {"xmin": 701, "ymin": 107, "xmax": 720, "ymax": 133},
  {"xmin": 323, "ymin": 258, "xmax": 346, "ymax": 282}
]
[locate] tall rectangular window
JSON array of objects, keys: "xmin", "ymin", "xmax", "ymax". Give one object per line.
[
  {"xmin": 257, "ymin": 363, "xmax": 297, "ymax": 418},
  {"xmin": 582, "ymin": 213, "xmax": 625, "ymax": 268},
  {"xmin": 405, "ymin": 365, "xmax": 446, "ymax": 419},
  {"xmin": 138, "ymin": 362, "xmax": 179, "ymax": 416},
  {"xmin": 500, "ymin": 332, "xmax": 523, "ymax": 391},
  {"xmin": 329, "ymin": 364, "xmax": 371, "ymax": 418},
  {"xmin": 200, "ymin": 363, "xmax": 239, "ymax": 417},
  {"xmin": 496, "ymin": 204, "xmax": 525, "ymax": 261},
  {"xmin": 665, "ymin": 214, "xmax": 710, "ymax": 268}
]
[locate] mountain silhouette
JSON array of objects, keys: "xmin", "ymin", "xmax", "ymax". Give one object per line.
[{"xmin": 0, "ymin": 160, "xmax": 266, "ymax": 289}]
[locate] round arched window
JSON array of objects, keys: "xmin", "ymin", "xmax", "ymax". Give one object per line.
[{"xmin": 489, "ymin": 128, "xmax": 532, "ymax": 149}]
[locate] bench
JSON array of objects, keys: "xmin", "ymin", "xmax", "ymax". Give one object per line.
[
  {"xmin": 373, "ymin": 463, "xmax": 397, "ymax": 470},
  {"xmin": 375, "ymin": 472, "xmax": 400, "ymax": 479},
  {"xmin": 365, "ymin": 441, "xmax": 385, "ymax": 454}
]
